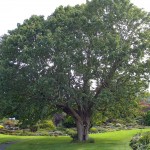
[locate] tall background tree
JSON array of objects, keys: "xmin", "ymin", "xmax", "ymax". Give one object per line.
[{"xmin": 0, "ymin": 0, "xmax": 150, "ymax": 141}]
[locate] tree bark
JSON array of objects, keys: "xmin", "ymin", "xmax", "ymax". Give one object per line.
[
  {"xmin": 57, "ymin": 104, "xmax": 91, "ymax": 142},
  {"xmin": 75, "ymin": 115, "xmax": 90, "ymax": 142}
]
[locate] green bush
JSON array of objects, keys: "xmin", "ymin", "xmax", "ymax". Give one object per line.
[
  {"xmin": 0, "ymin": 125, "xmax": 4, "ymax": 129},
  {"xmin": 62, "ymin": 116, "xmax": 76, "ymax": 128},
  {"xmin": 53, "ymin": 131, "xmax": 63, "ymax": 136},
  {"xmin": 65, "ymin": 128, "xmax": 76, "ymax": 135},
  {"xmin": 0, "ymin": 129, "xmax": 13, "ymax": 134},
  {"xmin": 90, "ymin": 127, "xmax": 98, "ymax": 133},
  {"xmin": 65, "ymin": 128, "xmax": 77, "ymax": 141},
  {"xmin": 39, "ymin": 120, "xmax": 55, "ymax": 130},
  {"xmin": 130, "ymin": 132, "xmax": 150, "ymax": 150},
  {"xmin": 30, "ymin": 125, "xmax": 38, "ymax": 132},
  {"xmin": 144, "ymin": 111, "xmax": 150, "ymax": 126},
  {"xmin": 96, "ymin": 127, "xmax": 109, "ymax": 133},
  {"xmin": 19, "ymin": 130, "xmax": 35, "ymax": 136}
]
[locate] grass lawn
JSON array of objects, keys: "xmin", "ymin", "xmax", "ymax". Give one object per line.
[{"xmin": 0, "ymin": 128, "xmax": 150, "ymax": 150}]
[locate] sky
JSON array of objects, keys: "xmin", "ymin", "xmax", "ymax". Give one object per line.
[{"xmin": 0, "ymin": 0, "xmax": 150, "ymax": 36}]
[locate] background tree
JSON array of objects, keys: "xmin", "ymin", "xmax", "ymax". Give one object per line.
[{"xmin": 0, "ymin": 0, "xmax": 150, "ymax": 141}]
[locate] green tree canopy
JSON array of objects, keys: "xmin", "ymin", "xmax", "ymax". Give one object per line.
[{"xmin": 0, "ymin": 0, "xmax": 150, "ymax": 141}]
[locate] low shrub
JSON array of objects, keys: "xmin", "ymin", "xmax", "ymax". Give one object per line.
[
  {"xmin": 0, "ymin": 125, "xmax": 4, "ymax": 129},
  {"xmin": 19, "ymin": 131, "xmax": 35, "ymax": 136},
  {"xmin": 65, "ymin": 128, "xmax": 77, "ymax": 141},
  {"xmin": 130, "ymin": 132, "xmax": 150, "ymax": 150},
  {"xmin": 56, "ymin": 126, "xmax": 66, "ymax": 132},
  {"xmin": 115, "ymin": 123, "xmax": 122, "ymax": 128},
  {"xmin": 0, "ymin": 129, "xmax": 13, "ymax": 134},
  {"xmin": 65, "ymin": 128, "xmax": 76, "ymax": 135},
  {"xmin": 53, "ymin": 130, "xmax": 64, "ymax": 136},
  {"xmin": 90, "ymin": 127, "xmax": 98, "ymax": 133},
  {"xmin": 39, "ymin": 120, "xmax": 55, "ymax": 130},
  {"xmin": 30, "ymin": 125, "xmax": 38, "ymax": 132},
  {"xmin": 3, "ymin": 119, "xmax": 18, "ymax": 127},
  {"xmin": 96, "ymin": 127, "xmax": 108, "ymax": 133},
  {"xmin": 35, "ymin": 132, "xmax": 49, "ymax": 136}
]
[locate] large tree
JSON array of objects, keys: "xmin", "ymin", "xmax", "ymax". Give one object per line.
[{"xmin": 0, "ymin": 0, "xmax": 150, "ymax": 141}]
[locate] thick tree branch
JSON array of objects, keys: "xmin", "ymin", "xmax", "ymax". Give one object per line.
[{"xmin": 56, "ymin": 103, "xmax": 82, "ymax": 123}]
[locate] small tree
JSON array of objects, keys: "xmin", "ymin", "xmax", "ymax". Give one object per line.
[
  {"xmin": 144, "ymin": 111, "xmax": 150, "ymax": 126},
  {"xmin": 0, "ymin": 0, "xmax": 150, "ymax": 141}
]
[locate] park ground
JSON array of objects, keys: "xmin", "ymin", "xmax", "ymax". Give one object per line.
[{"xmin": 0, "ymin": 128, "xmax": 150, "ymax": 150}]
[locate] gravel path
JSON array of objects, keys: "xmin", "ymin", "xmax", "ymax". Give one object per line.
[{"xmin": 0, "ymin": 142, "xmax": 16, "ymax": 150}]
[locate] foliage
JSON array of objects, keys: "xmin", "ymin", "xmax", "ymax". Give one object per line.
[
  {"xmin": 0, "ymin": 125, "xmax": 4, "ymax": 129},
  {"xmin": 0, "ymin": 0, "xmax": 150, "ymax": 141},
  {"xmin": 62, "ymin": 116, "xmax": 76, "ymax": 128},
  {"xmin": 144, "ymin": 111, "xmax": 150, "ymax": 126},
  {"xmin": 3, "ymin": 119, "xmax": 16, "ymax": 127},
  {"xmin": 2, "ymin": 119, "xmax": 19, "ymax": 130},
  {"xmin": 91, "ymin": 111, "xmax": 107, "ymax": 126},
  {"xmin": 65, "ymin": 128, "xmax": 78, "ymax": 141},
  {"xmin": 139, "ymin": 92, "xmax": 150, "ymax": 102},
  {"xmin": 29, "ymin": 125, "xmax": 38, "ymax": 132},
  {"xmin": 65, "ymin": 128, "xmax": 76, "ymax": 136},
  {"xmin": 130, "ymin": 132, "xmax": 150, "ymax": 150},
  {"xmin": 39, "ymin": 120, "xmax": 55, "ymax": 130},
  {"xmin": 90, "ymin": 127, "xmax": 98, "ymax": 133},
  {"xmin": 0, "ymin": 129, "xmax": 14, "ymax": 134}
]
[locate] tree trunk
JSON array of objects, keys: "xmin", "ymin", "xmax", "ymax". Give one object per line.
[
  {"xmin": 58, "ymin": 104, "xmax": 91, "ymax": 142},
  {"xmin": 75, "ymin": 116, "xmax": 90, "ymax": 142}
]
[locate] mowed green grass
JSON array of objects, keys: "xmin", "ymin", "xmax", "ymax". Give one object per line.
[{"xmin": 0, "ymin": 128, "xmax": 150, "ymax": 150}]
